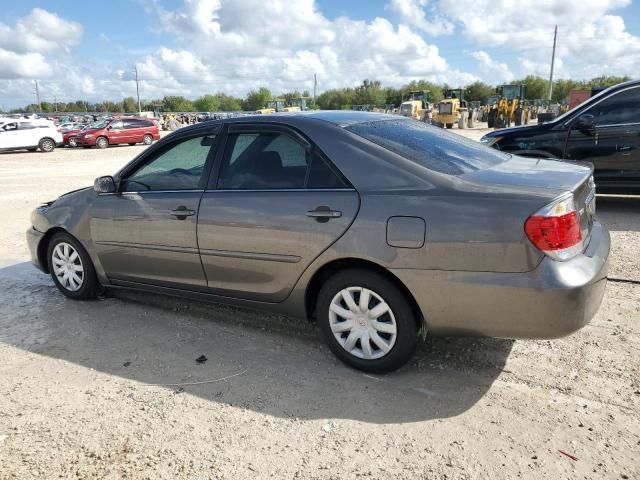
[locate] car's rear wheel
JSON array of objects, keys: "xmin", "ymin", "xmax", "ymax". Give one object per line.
[
  {"xmin": 317, "ymin": 269, "xmax": 418, "ymax": 373},
  {"xmin": 143, "ymin": 134, "xmax": 153, "ymax": 145},
  {"xmin": 128, "ymin": 142, "xmax": 136, "ymax": 146},
  {"xmin": 68, "ymin": 138, "xmax": 77, "ymax": 147},
  {"xmin": 96, "ymin": 136, "xmax": 108, "ymax": 149},
  {"xmin": 47, "ymin": 232, "xmax": 99, "ymax": 300},
  {"xmin": 39, "ymin": 138, "xmax": 55, "ymax": 152}
]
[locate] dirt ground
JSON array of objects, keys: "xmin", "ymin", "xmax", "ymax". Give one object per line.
[{"xmin": 0, "ymin": 128, "xmax": 638, "ymax": 480}]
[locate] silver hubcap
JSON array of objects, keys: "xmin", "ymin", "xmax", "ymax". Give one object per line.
[
  {"xmin": 69, "ymin": 139, "xmax": 76, "ymax": 147},
  {"xmin": 144, "ymin": 136, "xmax": 151, "ymax": 144},
  {"xmin": 329, "ymin": 287, "xmax": 397, "ymax": 360},
  {"xmin": 98, "ymin": 138, "xmax": 106, "ymax": 147},
  {"xmin": 52, "ymin": 242, "xmax": 84, "ymax": 292}
]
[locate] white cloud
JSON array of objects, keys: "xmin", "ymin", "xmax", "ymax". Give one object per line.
[
  {"xmin": 438, "ymin": 0, "xmax": 640, "ymax": 79},
  {"xmin": 0, "ymin": 8, "xmax": 82, "ymax": 55},
  {"xmin": 387, "ymin": 0, "xmax": 454, "ymax": 36},
  {"xmin": 471, "ymin": 50, "xmax": 514, "ymax": 83}
]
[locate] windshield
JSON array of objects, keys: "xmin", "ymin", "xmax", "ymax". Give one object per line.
[
  {"xmin": 89, "ymin": 119, "xmax": 109, "ymax": 129},
  {"xmin": 346, "ymin": 119, "xmax": 510, "ymax": 175}
]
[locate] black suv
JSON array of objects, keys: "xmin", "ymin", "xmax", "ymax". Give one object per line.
[{"xmin": 481, "ymin": 80, "xmax": 640, "ymax": 194}]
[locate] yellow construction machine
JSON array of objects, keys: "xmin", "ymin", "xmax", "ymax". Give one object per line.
[
  {"xmin": 399, "ymin": 90, "xmax": 432, "ymax": 121},
  {"xmin": 492, "ymin": 84, "xmax": 527, "ymax": 129},
  {"xmin": 256, "ymin": 97, "xmax": 309, "ymax": 114},
  {"xmin": 432, "ymin": 88, "xmax": 467, "ymax": 128}
]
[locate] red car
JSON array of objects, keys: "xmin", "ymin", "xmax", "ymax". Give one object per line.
[
  {"xmin": 73, "ymin": 117, "xmax": 160, "ymax": 148},
  {"xmin": 63, "ymin": 126, "xmax": 88, "ymax": 147}
]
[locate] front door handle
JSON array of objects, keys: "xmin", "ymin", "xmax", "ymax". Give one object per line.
[
  {"xmin": 170, "ymin": 206, "xmax": 196, "ymax": 220},
  {"xmin": 307, "ymin": 205, "xmax": 342, "ymax": 222}
]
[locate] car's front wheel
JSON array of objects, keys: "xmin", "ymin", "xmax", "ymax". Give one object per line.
[
  {"xmin": 96, "ymin": 137, "xmax": 108, "ymax": 149},
  {"xmin": 47, "ymin": 232, "xmax": 100, "ymax": 300},
  {"xmin": 143, "ymin": 134, "xmax": 153, "ymax": 145},
  {"xmin": 317, "ymin": 269, "xmax": 418, "ymax": 373}
]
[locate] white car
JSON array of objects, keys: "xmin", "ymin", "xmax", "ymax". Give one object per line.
[{"xmin": 0, "ymin": 119, "xmax": 63, "ymax": 153}]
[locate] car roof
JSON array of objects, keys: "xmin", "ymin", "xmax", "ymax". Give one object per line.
[{"xmin": 176, "ymin": 111, "xmax": 403, "ymax": 135}]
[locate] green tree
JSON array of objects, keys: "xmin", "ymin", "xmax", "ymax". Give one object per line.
[
  {"xmin": 243, "ymin": 87, "xmax": 272, "ymax": 111},
  {"xmin": 354, "ymin": 79, "xmax": 385, "ymax": 106},
  {"xmin": 316, "ymin": 88, "xmax": 356, "ymax": 110},
  {"xmin": 194, "ymin": 94, "xmax": 221, "ymax": 112},
  {"xmin": 464, "ymin": 81, "xmax": 495, "ymax": 102},
  {"xmin": 40, "ymin": 101, "xmax": 54, "ymax": 113},
  {"xmin": 512, "ymin": 75, "xmax": 548, "ymax": 100},
  {"xmin": 216, "ymin": 94, "xmax": 242, "ymax": 111},
  {"xmin": 122, "ymin": 96, "xmax": 138, "ymax": 113},
  {"xmin": 162, "ymin": 96, "xmax": 194, "ymax": 112}
]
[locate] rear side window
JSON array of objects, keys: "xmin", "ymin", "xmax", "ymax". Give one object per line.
[
  {"xmin": 346, "ymin": 119, "xmax": 509, "ymax": 175},
  {"xmin": 218, "ymin": 131, "xmax": 348, "ymax": 190}
]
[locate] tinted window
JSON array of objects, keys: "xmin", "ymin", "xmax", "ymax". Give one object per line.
[
  {"xmin": 123, "ymin": 120, "xmax": 138, "ymax": 129},
  {"xmin": 587, "ymin": 87, "xmax": 640, "ymax": 126},
  {"xmin": 218, "ymin": 132, "xmax": 309, "ymax": 189},
  {"xmin": 346, "ymin": 119, "xmax": 509, "ymax": 175},
  {"xmin": 307, "ymin": 153, "xmax": 348, "ymax": 189},
  {"xmin": 109, "ymin": 120, "xmax": 124, "ymax": 130},
  {"xmin": 122, "ymin": 135, "xmax": 215, "ymax": 192}
]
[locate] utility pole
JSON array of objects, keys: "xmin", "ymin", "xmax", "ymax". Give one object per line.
[
  {"xmin": 134, "ymin": 66, "xmax": 141, "ymax": 113},
  {"xmin": 313, "ymin": 73, "xmax": 317, "ymax": 108},
  {"xmin": 547, "ymin": 25, "xmax": 557, "ymax": 101},
  {"xmin": 54, "ymin": 96, "xmax": 57, "ymax": 113},
  {"xmin": 34, "ymin": 80, "xmax": 41, "ymax": 112}
]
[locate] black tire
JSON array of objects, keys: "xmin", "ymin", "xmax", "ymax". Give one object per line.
[
  {"xmin": 96, "ymin": 136, "xmax": 108, "ymax": 149},
  {"xmin": 143, "ymin": 134, "xmax": 153, "ymax": 145},
  {"xmin": 27, "ymin": 147, "xmax": 37, "ymax": 152},
  {"xmin": 317, "ymin": 269, "xmax": 418, "ymax": 373},
  {"xmin": 46, "ymin": 232, "xmax": 100, "ymax": 300},
  {"xmin": 446, "ymin": 123, "xmax": 454, "ymax": 129},
  {"xmin": 128, "ymin": 143, "xmax": 136, "ymax": 146},
  {"xmin": 39, "ymin": 138, "xmax": 55, "ymax": 152}
]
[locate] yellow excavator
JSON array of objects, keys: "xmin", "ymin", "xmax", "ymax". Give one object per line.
[
  {"xmin": 399, "ymin": 90, "xmax": 432, "ymax": 121},
  {"xmin": 432, "ymin": 88, "xmax": 467, "ymax": 128}
]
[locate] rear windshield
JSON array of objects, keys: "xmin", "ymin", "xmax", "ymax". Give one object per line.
[{"xmin": 346, "ymin": 119, "xmax": 510, "ymax": 175}]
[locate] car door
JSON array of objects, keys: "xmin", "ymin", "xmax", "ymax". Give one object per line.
[
  {"xmin": 197, "ymin": 124, "xmax": 360, "ymax": 302},
  {"xmin": 565, "ymin": 86, "xmax": 640, "ymax": 187},
  {"xmin": 0, "ymin": 122, "xmax": 22, "ymax": 148},
  {"xmin": 90, "ymin": 129, "xmax": 220, "ymax": 288},
  {"xmin": 106, "ymin": 119, "xmax": 126, "ymax": 144}
]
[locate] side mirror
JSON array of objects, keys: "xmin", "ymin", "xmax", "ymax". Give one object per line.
[
  {"xmin": 106, "ymin": 126, "xmax": 112, "ymax": 131},
  {"xmin": 93, "ymin": 176, "xmax": 116, "ymax": 194},
  {"xmin": 574, "ymin": 114, "xmax": 596, "ymax": 131}
]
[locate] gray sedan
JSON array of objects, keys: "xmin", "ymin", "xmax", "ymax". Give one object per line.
[{"xmin": 27, "ymin": 112, "xmax": 610, "ymax": 373}]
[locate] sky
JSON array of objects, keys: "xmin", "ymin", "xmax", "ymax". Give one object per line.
[{"xmin": 0, "ymin": 0, "xmax": 639, "ymax": 108}]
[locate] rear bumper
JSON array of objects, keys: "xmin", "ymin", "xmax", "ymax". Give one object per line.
[
  {"xmin": 391, "ymin": 221, "xmax": 610, "ymax": 338},
  {"xmin": 26, "ymin": 227, "xmax": 46, "ymax": 272}
]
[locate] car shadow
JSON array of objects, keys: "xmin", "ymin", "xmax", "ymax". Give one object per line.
[
  {"xmin": 596, "ymin": 194, "xmax": 640, "ymax": 233},
  {"xmin": 0, "ymin": 261, "xmax": 513, "ymax": 424}
]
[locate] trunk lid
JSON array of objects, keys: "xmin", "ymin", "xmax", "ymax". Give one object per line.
[{"xmin": 464, "ymin": 154, "xmax": 596, "ymax": 246}]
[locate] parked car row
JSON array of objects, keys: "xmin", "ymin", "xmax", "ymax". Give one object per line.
[{"xmin": 0, "ymin": 116, "xmax": 160, "ymax": 153}]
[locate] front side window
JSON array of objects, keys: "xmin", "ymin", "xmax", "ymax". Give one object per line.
[
  {"xmin": 586, "ymin": 87, "xmax": 640, "ymax": 126},
  {"xmin": 218, "ymin": 131, "xmax": 347, "ymax": 190},
  {"xmin": 109, "ymin": 120, "xmax": 124, "ymax": 130},
  {"xmin": 122, "ymin": 135, "xmax": 216, "ymax": 192}
]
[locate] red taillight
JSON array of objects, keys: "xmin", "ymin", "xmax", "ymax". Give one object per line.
[
  {"xmin": 525, "ymin": 196, "xmax": 583, "ymax": 261},
  {"xmin": 525, "ymin": 212, "xmax": 581, "ymax": 251}
]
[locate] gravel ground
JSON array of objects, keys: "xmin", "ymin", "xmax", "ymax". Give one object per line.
[{"xmin": 0, "ymin": 128, "xmax": 638, "ymax": 479}]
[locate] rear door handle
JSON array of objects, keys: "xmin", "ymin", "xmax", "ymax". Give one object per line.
[
  {"xmin": 307, "ymin": 205, "xmax": 342, "ymax": 221},
  {"xmin": 170, "ymin": 206, "xmax": 196, "ymax": 219}
]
